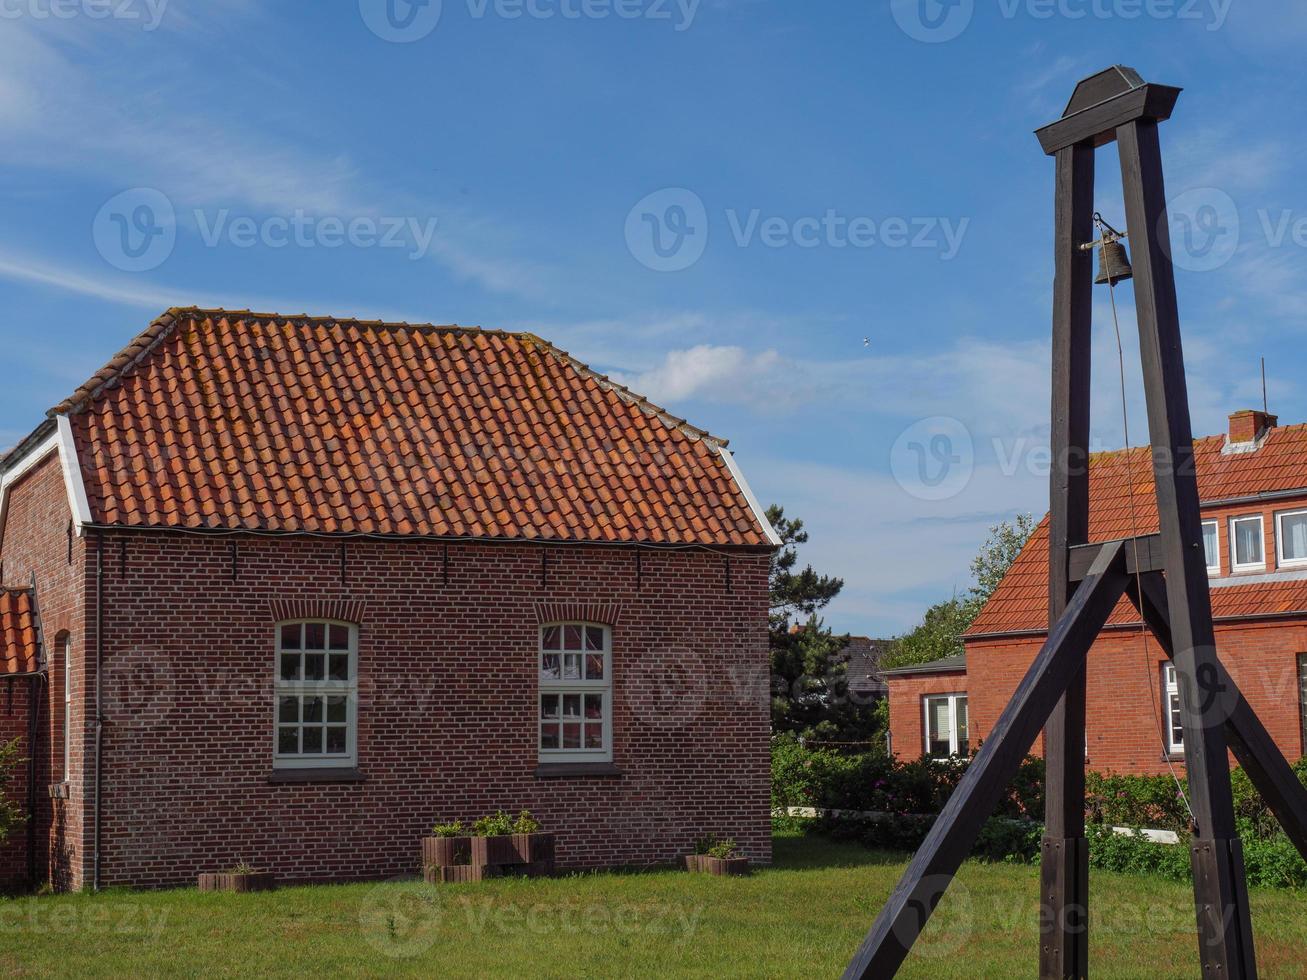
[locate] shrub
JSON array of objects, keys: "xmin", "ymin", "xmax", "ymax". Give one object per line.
[
  {"xmin": 1085, "ymin": 771, "xmax": 1191, "ymax": 833},
  {"xmin": 471, "ymin": 811, "xmax": 515, "ymax": 837},
  {"xmin": 0, "ymin": 739, "xmax": 25, "ymax": 846},
  {"xmin": 706, "ymin": 838, "xmax": 740, "ymax": 860},
  {"xmin": 511, "ymin": 810, "xmax": 540, "ymax": 835},
  {"xmin": 431, "ymin": 820, "xmax": 464, "ymax": 838},
  {"xmin": 770, "ymin": 737, "xmax": 1041, "ymax": 818}
]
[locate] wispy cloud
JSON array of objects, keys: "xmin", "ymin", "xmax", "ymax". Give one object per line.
[
  {"xmin": 0, "ymin": 9, "xmax": 557, "ymax": 304},
  {"xmin": 0, "ymin": 248, "xmax": 407, "ymax": 321}
]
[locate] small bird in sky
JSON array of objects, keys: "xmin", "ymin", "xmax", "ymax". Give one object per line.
[{"xmin": 862, "ymin": 337, "xmax": 871, "ymax": 348}]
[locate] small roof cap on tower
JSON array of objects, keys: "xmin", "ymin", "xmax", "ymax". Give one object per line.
[{"xmin": 1062, "ymin": 65, "xmax": 1145, "ymax": 117}]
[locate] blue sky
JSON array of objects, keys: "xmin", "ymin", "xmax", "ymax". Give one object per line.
[{"xmin": 2, "ymin": 0, "xmax": 1305, "ymax": 638}]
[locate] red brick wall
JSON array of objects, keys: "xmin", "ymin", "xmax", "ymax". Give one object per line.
[
  {"xmin": 85, "ymin": 531, "xmax": 770, "ymax": 888},
  {"xmin": 0, "ymin": 450, "xmax": 88, "ymax": 891},
  {"xmin": 886, "ymin": 671, "xmax": 968, "ymax": 760},
  {"xmin": 967, "ymin": 623, "xmax": 1307, "ymax": 775}
]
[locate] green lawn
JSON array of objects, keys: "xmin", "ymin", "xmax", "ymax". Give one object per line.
[{"xmin": 3, "ymin": 830, "xmax": 1305, "ymax": 978}]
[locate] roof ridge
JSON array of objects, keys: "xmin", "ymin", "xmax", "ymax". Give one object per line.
[{"xmin": 49, "ymin": 306, "xmax": 730, "ymax": 447}]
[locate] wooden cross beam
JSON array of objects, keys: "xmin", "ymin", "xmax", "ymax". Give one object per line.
[
  {"xmin": 841, "ymin": 542, "xmax": 1129, "ymax": 980},
  {"xmin": 1067, "ymin": 534, "xmax": 1164, "ymax": 581}
]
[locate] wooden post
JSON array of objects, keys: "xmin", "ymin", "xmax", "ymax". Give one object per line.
[
  {"xmin": 842, "ymin": 543, "xmax": 1128, "ymax": 979},
  {"xmin": 1117, "ymin": 117, "xmax": 1257, "ymax": 978},
  {"xmin": 1041, "ymin": 139, "xmax": 1095, "ymax": 980}
]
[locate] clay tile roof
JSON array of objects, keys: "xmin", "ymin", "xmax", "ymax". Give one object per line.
[
  {"xmin": 967, "ymin": 425, "xmax": 1307, "ymax": 638},
  {"xmin": 0, "ymin": 588, "xmax": 39, "ymax": 675},
  {"xmin": 50, "ymin": 308, "xmax": 774, "ymax": 547}
]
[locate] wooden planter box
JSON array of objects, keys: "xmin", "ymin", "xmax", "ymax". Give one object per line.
[
  {"xmin": 424, "ymin": 864, "xmax": 500, "ymax": 884},
  {"xmin": 197, "ymin": 871, "xmax": 276, "ymax": 892},
  {"xmin": 471, "ymin": 832, "xmax": 555, "ymax": 868},
  {"xmin": 700, "ymin": 856, "xmax": 749, "ymax": 877},
  {"xmin": 422, "ymin": 836, "xmax": 472, "ymax": 868},
  {"xmin": 685, "ymin": 854, "xmax": 704, "ymax": 872}
]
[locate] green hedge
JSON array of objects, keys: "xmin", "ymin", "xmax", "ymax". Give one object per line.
[
  {"xmin": 771, "ymin": 734, "xmax": 1044, "ymax": 820},
  {"xmin": 776, "ymin": 738, "xmax": 1307, "ymax": 888}
]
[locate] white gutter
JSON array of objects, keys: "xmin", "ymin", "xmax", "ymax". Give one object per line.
[{"xmin": 717, "ymin": 446, "xmax": 782, "ymax": 547}]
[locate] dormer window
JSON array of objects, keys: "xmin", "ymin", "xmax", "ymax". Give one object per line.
[
  {"xmin": 1276, "ymin": 510, "xmax": 1307, "ymax": 568},
  {"xmin": 1202, "ymin": 519, "xmax": 1220, "ymax": 575},
  {"xmin": 1230, "ymin": 515, "xmax": 1265, "ymax": 572}
]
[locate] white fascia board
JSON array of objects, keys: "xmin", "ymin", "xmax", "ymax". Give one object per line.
[
  {"xmin": 717, "ymin": 445, "xmax": 782, "ymax": 547},
  {"xmin": 56, "ymin": 415, "xmax": 93, "ymax": 535},
  {"xmin": 0, "ymin": 418, "xmax": 92, "ymax": 554}
]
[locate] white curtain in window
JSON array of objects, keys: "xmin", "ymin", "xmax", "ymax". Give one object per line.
[
  {"xmin": 929, "ymin": 698, "xmax": 951, "ymax": 740},
  {"xmin": 1202, "ymin": 523, "xmax": 1218, "ymax": 567},
  {"xmin": 1235, "ymin": 520, "xmax": 1262, "ymax": 565},
  {"xmin": 1285, "ymin": 514, "xmax": 1307, "ymax": 560}
]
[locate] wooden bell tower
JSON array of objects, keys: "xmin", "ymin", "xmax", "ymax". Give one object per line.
[{"xmin": 842, "ymin": 66, "xmax": 1307, "ymax": 980}]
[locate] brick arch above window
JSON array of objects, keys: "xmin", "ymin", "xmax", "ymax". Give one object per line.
[
  {"xmin": 268, "ymin": 598, "xmax": 367, "ymax": 625},
  {"xmin": 532, "ymin": 601, "xmax": 621, "ymax": 627}
]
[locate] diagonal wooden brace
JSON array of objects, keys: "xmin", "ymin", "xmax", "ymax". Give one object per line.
[
  {"xmin": 1128, "ymin": 573, "xmax": 1307, "ymax": 860},
  {"xmin": 842, "ymin": 542, "xmax": 1129, "ymax": 980}
]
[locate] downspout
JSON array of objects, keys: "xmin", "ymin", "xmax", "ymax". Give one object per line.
[
  {"xmin": 92, "ymin": 530, "xmax": 104, "ymax": 891},
  {"xmin": 26, "ymin": 573, "xmax": 44, "ymax": 889}
]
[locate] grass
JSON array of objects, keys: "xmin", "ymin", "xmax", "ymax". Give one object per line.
[{"xmin": 2, "ymin": 829, "xmax": 1305, "ymax": 978}]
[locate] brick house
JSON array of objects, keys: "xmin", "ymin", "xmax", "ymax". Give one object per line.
[
  {"xmin": 0, "ymin": 308, "xmax": 779, "ymax": 891},
  {"xmin": 886, "ymin": 410, "xmax": 1307, "ymax": 774}
]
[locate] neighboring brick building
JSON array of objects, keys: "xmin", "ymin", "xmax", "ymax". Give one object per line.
[
  {"xmin": 887, "ymin": 410, "xmax": 1307, "ymax": 775},
  {"xmin": 0, "ymin": 308, "xmax": 779, "ymax": 891}
]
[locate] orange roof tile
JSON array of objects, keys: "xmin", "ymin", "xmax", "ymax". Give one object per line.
[
  {"xmin": 0, "ymin": 588, "xmax": 39, "ymax": 675},
  {"xmin": 968, "ymin": 426, "xmax": 1307, "ymax": 637},
  {"xmin": 52, "ymin": 309, "xmax": 773, "ymax": 547}
]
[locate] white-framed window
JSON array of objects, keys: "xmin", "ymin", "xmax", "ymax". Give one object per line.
[
  {"xmin": 274, "ymin": 621, "xmax": 358, "ymax": 769},
  {"xmin": 539, "ymin": 623, "xmax": 611, "ymax": 763},
  {"xmin": 1202, "ymin": 519, "xmax": 1220, "ymax": 575},
  {"xmin": 62, "ymin": 636, "xmax": 72, "ymax": 782},
  {"xmin": 923, "ymin": 693, "xmax": 968, "ymax": 759},
  {"xmin": 1229, "ymin": 515, "xmax": 1265, "ymax": 571},
  {"xmin": 1163, "ymin": 664, "xmax": 1184, "ymax": 755},
  {"xmin": 1276, "ymin": 510, "xmax": 1307, "ymax": 568}
]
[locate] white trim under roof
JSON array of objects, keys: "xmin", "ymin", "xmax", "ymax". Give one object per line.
[
  {"xmin": 716, "ymin": 446, "xmax": 782, "ymax": 547},
  {"xmin": 56, "ymin": 415, "xmax": 92, "ymax": 534},
  {"xmin": 0, "ymin": 419, "xmax": 92, "ymax": 552}
]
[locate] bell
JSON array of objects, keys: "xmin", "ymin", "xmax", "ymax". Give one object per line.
[{"xmin": 1095, "ymin": 237, "xmax": 1133, "ymax": 286}]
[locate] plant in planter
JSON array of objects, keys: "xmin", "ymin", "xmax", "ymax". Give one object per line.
[
  {"xmin": 470, "ymin": 809, "xmax": 555, "ymax": 874},
  {"xmin": 687, "ymin": 837, "xmax": 749, "ymax": 876},
  {"xmin": 422, "ymin": 819, "xmax": 472, "ymax": 870},
  {"xmin": 198, "ymin": 860, "xmax": 276, "ymax": 892},
  {"xmin": 685, "ymin": 834, "xmax": 718, "ymax": 872}
]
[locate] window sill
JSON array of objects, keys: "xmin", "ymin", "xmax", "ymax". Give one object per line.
[
  {"xmin": 268, "ymin": 767, "xmax": 366, "ymax": 784},
  {"xmin": 534, "ymin": 762, "xmax": 623, "ymax": 780}
]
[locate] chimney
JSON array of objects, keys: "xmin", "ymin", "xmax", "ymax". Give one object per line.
[{"xmin": 1228, "ymin": 409, "xmax": 1277, "ymax": 446}]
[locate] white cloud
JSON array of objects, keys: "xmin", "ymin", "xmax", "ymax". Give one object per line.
[{"xmin": 611, "ymin": 344, "xmax": 788, "ymax": 404}]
